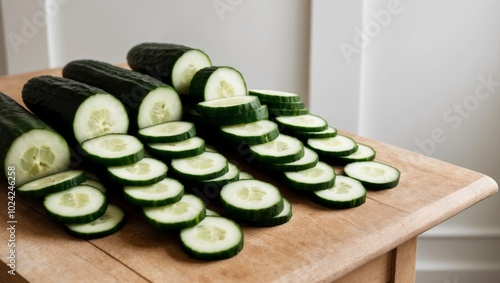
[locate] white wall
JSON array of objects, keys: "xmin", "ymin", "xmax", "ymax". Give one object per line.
[
  {"xmin": 310, "ymin": 0, "xmax": 500, "ymax": 282},
  {"xmin": 0, "ymin": 0, "xmax": 310, "ymax": 102}
]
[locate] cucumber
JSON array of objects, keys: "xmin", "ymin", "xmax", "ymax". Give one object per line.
[
  {"xmin": 81, "ymin": 134, "xmax": 145, "ymax": 166},
  {"xmin": 283, "ymin": 161, "xmax": 336, "ymax": 191},
  {"xmin": 269, "ymin": 108, "xmax": 309, "ymax": 117},
  {"xmin": 107, "ymin": 157, "xmax": 168, "ymax": 186},
  {"xmin": 17, "ymin": 170, "xmax": 86, "ymax": 198},
  {"xmin": 137, "ymin": 121, "xmax": 196, "ymax": 143},
  {"xmin": 249, "ymin": 134, "xmax": 304, "ymax": 163},
  {"xmin": 43, "ymin": 185, "xmax": 107, "ymax": 224},
  {"xmin": 0, "ymin": 92, "xmax": 71, "ymax": 186},
  {"xmin": 190, "ymin": 105, "xmax": 269, "ymax": 126},
  {"xmin": 180, "ymin": 216, "xmax": 243, "ymax": 260},
  {"xmin": 238, "ymin": 171, "xmax": 254, "ymax": 180},
  {"xmin": 307, "ymin": 134, "xmax": 358, "ymax": 157},
  {"xmin": 264, "ymin": 147, "xmax": 318, "ymax": 172},
  {"xmin": 275, "ymin": 114, "xmax": 328, "ymax": 132},
  {"xmin": 196, "ymin": 95, "xmax": 261, "ymax": 117},
  {"xmin": 311, "ymin": 175, "xmax": 366, "ymax": 209},
  {"xmin": 220, "ymin": 120, "xmax": 279, "ymax": 145},
  {"xmin": 146, "ymin": 136, "xmax": 205, "ymax": 159},
  {"xmin": 190, "ymin": 66, "xmax": 247, "ymax": 102},
  {"xmin": 205, "ymin": 209, "xmax": 221, "ymax": 217},
  {"xmin": 220, "ymin": 179, "xmax": 284, "ymax": 221},
  {"xmin": 22, "ymin": 76, "xmax": 129, "ymax": 145},
  {"xmin": 123, "ymin": 177, "xmax": 184, "ymax": 207},
  {"xmin": 64, "ymin": 203, "xmax": 125, "ymax": 239},
  {"xmin": 62, "ymin": 59, "xmax": 182, "ymax": 130},
  {"xmin": 170, "ymin": 151, "xmax": 228, "ymax": 181},
  {"xmin": 81, "ymin": 178, "xmax": 107, "ymax": 194},
  {"xmin": 248, "ymin": 197, "xmax": 292, "ymax": 227},
  {"xmin": 143, "ymin": 194, "xmax": 205, "ymax": 230},
  {"xmin": 262, "ymin": 101, "xmax": 305, "ymax": 110},
  {"xmin": 335, "ymin": 143, "xmax": 376, "ymax": 164},
  {"xmin": 344, "ymin": 161, "xmax": 400, "ymax": 190},
  {"xmin": 291, "ymin": 126, "xmax": 337, "ymax": 140},
  {"xmin": 127, "ymin": 43, "xmax": 212, "ymax": 95},
  {"xmin": 199, "ymin": 162, "xmax": 240, "ymax": 188},
  {"xmin": 248, "ymin": 89, "xmax": 301, "ymax": 103}
]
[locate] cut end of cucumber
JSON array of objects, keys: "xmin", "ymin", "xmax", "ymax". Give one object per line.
[
  {"xmin": 312, "ymin": 175, "xmax": 366, "ymax": 209},
  {"xmin": 344, "ymin": 161, "xmax": 400, "ymax": 190},
  {"xmin": 5, "ymin": 129, "xmax": 71, "ymax": 186},
  {"xmin": 73, "ymin": 93, "xmax": 129, "ymax": 144},
  {"xmin": 137, "ymin": 86, "xmax": 182, "ymax": 129},
  {"xmin": 81, "ymin": 134, "xmax": 145, "ymax": 166},
  {"xmin": 283, "ymin": 161, "xmax": 335, "ymax": 191},
  {"xmin": 172, "ymin": 49, "xmax": 212, "ymax": 95},
  {"xmin": 143, "ymin": 194, "xmax": 205, "ymax": 230}
]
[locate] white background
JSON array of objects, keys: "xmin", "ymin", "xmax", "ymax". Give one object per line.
[{"xmin": 1, "ymin": 0, "xmax": 499, "ymax": 282}]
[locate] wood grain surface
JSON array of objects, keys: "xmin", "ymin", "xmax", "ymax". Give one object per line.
[{"xmin": 0, "ymin": 67, "xmax": 497, "ymax": 283}]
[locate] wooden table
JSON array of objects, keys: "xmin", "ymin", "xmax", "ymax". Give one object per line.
[{"xmin": 0, "ymin": 68, "xmax": 497, "ymax": 283}]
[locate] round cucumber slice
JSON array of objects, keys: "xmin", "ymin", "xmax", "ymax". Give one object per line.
[
  {"xmin": 18, "ymin": 170, "xmax": 86, "ymax": 198},
  {"xmin": 220, "ymin": 179, "xmax": 284, "ymax": 221},
  {"xmin": 248, "ymin": 89, "xmax": 301, "ymax": 103},
  {"xmin": 107, "ymin": 157, "xmax": 168, "ymax": 186},
  {"xmin": 307, "ymin": 134, "xmax": 358, "ymax": 157},
  {"xmin": 143, "ymin": 194, "xmax": 205, "ymax": 230},
  {"xmin": 291, "ymin": 126, "xmax": 337, "ymax": 140},
  {"xmin": 172, "ymin": 49, "xmax": 213, "ymax": 95},
  {"xmin": 137, "ymin": 86, "xmax": 183, "ymax": 129},
  {"xmin": 196, "ymin": 95, "xmax": 261, "ymax": 117},
  {"xmin": 220, "ymin": 120, "xmax": 279, "ymax": 145},
  {"xmin": 124, "ymin": 177, "xmax": 184, "ymax": 207},
  {"xmin": 81, "ymin": 134, "xmax": 145, "ymax": 166},
  {"xmin": 268, "ymin": 107, "xmax": 309, "ymax": 117},
  {"xmin": 344, "ymin": 161, "xmax": 400, "ymax": 190},
  {"xmin": 283, "ymin": 161, "xmax": 336, "ymax": 191},
  {"xmin": 43, "ymin": 185, "xmax": 107, "ymax": 224},
  {"xmin": 311, "ymin": 175, "xmax": 367, "ymax": 209},
  {"xmin": 64, "ymin": 203, "xmax": 125, "ymax": 239},
  {"xmin": 249, "ymin": 134, "xmax": 304, "ymax": 163},
  {"xmin": 335, "ymin": 143, "xmax": 376, "ymax": 164},
  {"xmin": 180, "ymin": 216, "xmax": 244, "ymax": 260},
  {"xmin": 275, "ymin": 114, "xmax": 328, "ymax": 132},
  {"xmin": 190, "ymin": 66, "xmax": 247, "ymax": 102},
  {"xmin": 265, "ymin": 147, "xmax": 319, "ymax": 172},
  {"xmin": 146, "ymin": 136, "xmax": 205, "ymax": 159},
  {"xmin": 170, "ymin": 151, "xmax": 229, "ymax": 181},
  {"xmin": 138, "ymin": 121, "xmax": 196, "ymax": 143}
]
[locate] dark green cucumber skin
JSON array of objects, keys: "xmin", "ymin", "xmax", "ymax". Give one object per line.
[
  {"xmin": 62, "ymin": 59, "xmax": 168, "ymax": 131},
  {"xmin": 18, "ymin": 171, "xmax": 87, "ymax": 198},
  {"xmin": 181, "ymin": 233, "xmax": 244, "ymax": 261},
  {"xmin": 311, "ymin": 192, "xmax": 366, "ymax": 209},
  {"xmin": 21, "ymin": 75, "xmax": 105, "ymax": 143},
  {"xmin": 64, "ymin": 215, "xmax": 126, "ymax": 240},
  {"xmin": 127, "ymin": 43, "xmax": 195, "ymax": 89},
  {"xmin": 220, "ymin": 197, "xmax": 284, "ymax": 222},
  {"xmin": 0, "ymin": 91, "xmax": 65, "ymax": 173}
]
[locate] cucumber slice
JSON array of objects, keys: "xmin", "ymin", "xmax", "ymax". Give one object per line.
[
  {"xmin": 199, "ymin": 162, "xmax": 240, "ymax": 188},
  {"xmin": 283, "ymin": 161, "xmax": 335, "ymax": 191},
  {"xmin": 249, "ymin": 134, "xmax": 304, "ymax": 163},
  {"xmin": 64, "ymin": 203, "xmax": 125, "ymax": 239},
  {"xmin": 81, "ymin": 134, "xmax": 145, "ymax": 166},
  {"xmin": 248, "ymin": 89, "xmax": 301, "ymax": 103},
  {"xmin": 1, "ymin": 92, "xmax": 71, "ymax": 186},
  {"xmin": 248, "ymin": 197, "xmax": 292, "ymax": 227},
  {"xmin": 192, "ymin": 105, "xmax": 269, "ymax": 126},
  {"xmin": 81, "ymin": 178, "xmax": 107, "ymax": 194},
  {"xmin": 43, "ymin": 185, "xmax": 107, "ymax": 224},
  {"xmin": 146, "ymin": 136, "xmax": 205, "ymax": 159},
  {"xmin": 127, "ymin": 43, "xmax": 212, "ymax": 95},
  {"xmin": 291, "ymin": 126, "xmax": 337, "ymax": 140},
  {"xmin": 238, "ymin": 171, "xmax": 254, "ymax": 180},
  {"xmin": 311, "ymin": 175, "xmax": 366, "ymax": 209},
  {"xmin": 138, "ymin": 121, "xmax": 196, "ymax": 143},
  {"xmin": 307, "ymin": 134, "xmax": 358, "ymax": 157},
  {"xmin": 190, "ymin": 66, "xmax": 247, "ymax": 102},
  {"xmin": 107, "ymin": 157, "xmax": 168, "ymax": 186},
  {"xmin": 268, "ymin": 107, "xmax": 309, "ymax": 117},
  {"xmin": 124, "ymin": 177, "xmax": 184, "ymax": 207},
  {"xmin": 196, "ymin": 95, "xmax": 261, "ymax": 117},
  {"xmin": 170, "ymin": 151, "xmax": 228, "ymax": 181},
  {"xmin": 266, "ymin": 147, "xmax": 318, "ymax": 172},
  {"xmin": 17, "ymin": 170, "xmax": 86, "ymax": 198},
  {"xmin": 22, "ymin": 76, "xmax": 130, "ymax": 145},
  {"xmin": 220, "ymin": 179, "xmax": 284, "ymax": 221},
  {"xmin": 220, "ymin": 120, "xmax": 279, "ymax": 145},
  {"xmin": 344, "ymin": 161, "xmax": 400, "ymax": 190},
  {"xmin": 143, "ymin": 194, "xmax": 205, "ymax": 230},
  {"xmin": 205, "ymin": 209, "xmax": 221, "ymax": 217},
  {"xmin": 336, "ymin": 143, "xmax": 376, "ymax": 164},
  {"xmin": 275, "ymin": 114, "xmax": 328, "ymax": 132},
  {"xmin": 180, "ymin": 216, "xmax": 243, "ymax": 260},
  {"xmin": 262, "ymin": 101, "xmax": 305, "ymax": 110}
]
